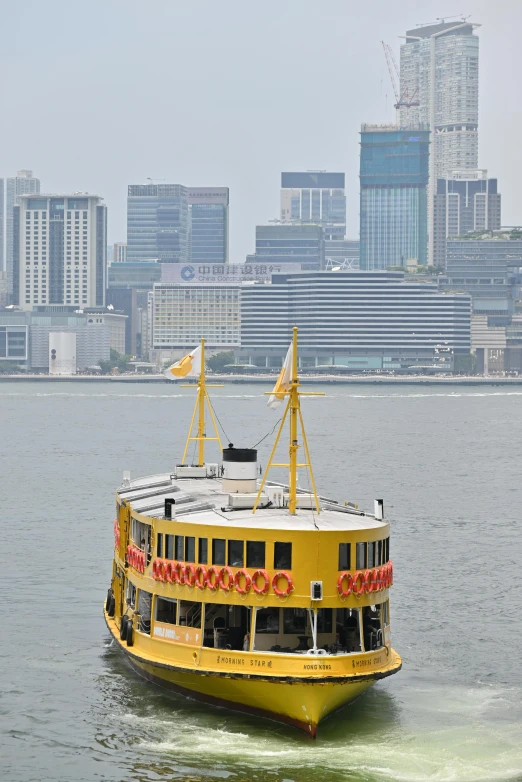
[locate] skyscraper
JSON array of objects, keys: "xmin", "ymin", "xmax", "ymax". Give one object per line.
[
  {"xmin": 0, "ymin": 180, "xmax": 4, "ymax": 273},
  {"xmin": 359, "ymin": 124, "xmax": 430, "ymax": 270},
  {"xmin": 280, "ymin": 172, "xmax": 346, "ymax": 240},
  {"xmin": 399, "ymin": 20, "xmax": 480, "ymax": 262},
  {"xmin": 13, "ymin": 194, "xmax": 107, "ymax": 310},
  {"xmin": 433, "ymin": 171, "xmax": 501, "ymax": 267},
  {"xmin": 6, "ymin": 170, "xmax": 40, "ymax": 295},
  {"xmin": 188, "ymin": 187, "xmax": 229, "ymax": 264},
  {"xmin": 127, "ymin": 184, "xmax": 189, "ymax": 263}
]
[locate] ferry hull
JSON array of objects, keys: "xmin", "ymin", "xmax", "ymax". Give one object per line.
[{"xmin": 105, "ymin": 613, "xmax": 401, "ymax": 737}]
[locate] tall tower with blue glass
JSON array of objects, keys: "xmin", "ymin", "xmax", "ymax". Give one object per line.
[{"xmin": 359, "ymin": 125, "xmax": 429, "ymax": 270}]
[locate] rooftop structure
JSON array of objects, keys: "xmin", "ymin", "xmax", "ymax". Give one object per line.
[{"xmin": 248, "ymin": 223, "xmax": 325, "ymax": 270}]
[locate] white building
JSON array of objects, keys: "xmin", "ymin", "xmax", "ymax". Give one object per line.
[
  {"xmin": 399, "ymin": 21, "xmax": 480, "ymax": 263},
  {"xmin": 113, "ymin": 242, "xmax": 127, "ymax": 263},
  {"xmin": 150, "ymin": 282, "xmax": 240, "ymax": 364},
  {"xmin": 5, "ymin": 170, "xmax": 41, "ymax": 296},
  {"xmin": 13, "ymin": 194, "xmax": 107, "ymax": 310}
]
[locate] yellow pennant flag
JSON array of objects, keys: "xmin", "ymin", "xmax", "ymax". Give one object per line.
[
  {"xmin": 267, "ymin": 342, "xmax": 293, "ymax": 408},
  {"xmin": 164, "ymin": 345, "xmax": 202, "ymax": 379}
]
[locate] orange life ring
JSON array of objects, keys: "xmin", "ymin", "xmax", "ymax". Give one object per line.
[
  {"xmin": 363, "ymin": 569, "xmax": 373, "ymax": 594},
  {"xmin": 219, "ymin": 566, "xmax": 235, "ymax": 592},
  {"xmin": 164, "ymin": 561, "xmax": 173, "ymax": 582},
  {"xmin": 157, "ymin": 559, "xmax": 166, "ymax": 582},
  {"xmin": 152, "ymin": 559, "xmax": 159, "ymax": 579},
  {"xmin": 195, "ymin": 565, "xmax": 207, "ymax": 590},
  {"xmin": 234, "ymin": 569, "xmax": 252, "ymax": 595},
  {"xmin": 387, "ymin": 560, "xmax": 393, "ymax": 586},
  {"xmin": 375, "ymin": 566, "xmax": 384, "ymax": 590},
  {"xmin": 352, "ymin": 571, "xmax": 365, "ymax": 596},
  {"xmin": 272, "ymin": 571, "xmax": 293, "ymax": 597},
  {"xmin": 337, "ymin": 571, "xmax": 352, "ymax": 598},
  {"xmin": 172, "ymin": 561, "xmax": 184, "ymax": 585},
  {"xmin": 184, "ymin": 563, "xmax": 197, "ymax": 587},
  {"xmin": 206, "ymin": 566, "xmax": 220, "ymax": 591},
  {"xmin": 251, "ymin": 569, "xmax": 270, "ymax": 595},
  {"xmin": 370, "ymin": 568, "xmax": 380, "ymax": 592}
]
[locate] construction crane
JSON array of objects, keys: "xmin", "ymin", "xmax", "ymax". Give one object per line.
[{"xmin": 381, "ymin": 41, "xmax": 420, "ymax": 110}]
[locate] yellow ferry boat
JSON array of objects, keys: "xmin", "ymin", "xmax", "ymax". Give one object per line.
[{"xmin": 104, "ymin": 328, "xmax": 401, "ymax": 737}]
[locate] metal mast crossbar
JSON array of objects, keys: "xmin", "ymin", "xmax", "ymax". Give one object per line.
[
  {"xmin": 181, "ymin": 338, "xmax": 223, "ymax": 466},
  {"xmin": 253, "ymin": 327, "xmax": 323, "ymax": 515}
]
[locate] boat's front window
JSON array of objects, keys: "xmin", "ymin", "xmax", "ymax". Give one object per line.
[
  {"xmin": 356, "ymin": 542, "xmax": 367, "ymax": 570},
  {"xmin": 198, "ymin": 537, "xmax": 208, "ymax": 564},
  {"xmin": 274, "ymin": 542, "xmax": 292, "ymax": 569},
  {"xmin": 212, "ymin": 538, "xmax": 226, "ymax": 566},
  {"xmin": 165, "ymin": 534, "xmax": 174, "ymax": 559},
  {"xmin": 255, "ymin": 607, "xmax": 280, "ymax": 634},
  {"xmin": 283, "ymin": 608, "xmax": 307, "ymax": 634},
  {"xmin": 156, "ymin": 596, "xmax": 177, "ymax": 624},
  {"xmin": 137, "ymin": 589, "xmax": 152, "ymax": 635},
  {"xmin": 246, "ymin": 540, "xmax": 265, "ymax": 568},
  {"xmin": 338, "ymin": 542, "xmax": 351, "ymax": 570},
  {"xmin": 126, "ymin": 580, "xmax": 136, "ymax": 609},
  {"xmin": 362, "ymin": 604, "xmax": 384, "ymax": 651},
  {"xmin": 336, "ymin": 608, "xmax": 362, "ymax": 653},
  {"xmin": 228, "ymin": 540, "xmax": 244, "ymax": 567},
  {"xmin": 156, "ymin": 533, "xmax": 163, "ymax": 558},
  {"xmin": 175, "ymin": 535, "xmax": 184, "ymax": 560},
  {"xmin": 179, "ymin": 600, "xmax": 202, "ymax": 629},
  {"xmin": 185, "ymin": 536, "xmax": 195, "ymax": 563}
]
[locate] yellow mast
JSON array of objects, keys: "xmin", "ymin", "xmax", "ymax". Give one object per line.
[
  {"xmin": 181, "ymin": 339, "xmax": 223, "ymax": 466},
  {"xmin": 253, "ymin": 326, "xmax": 323, "ymax": 514}
]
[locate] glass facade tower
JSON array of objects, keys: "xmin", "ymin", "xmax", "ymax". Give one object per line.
[
  {"xmin": 188, "ymin": 187, "xmax": 229, "ymax": 264},
  {"xmin": 359, "ymin": 125, "xmax": 430, "ymax": 270},
  {"xmin": 127, "ymin": 184, "xmax": 189, "ymax": 263}
]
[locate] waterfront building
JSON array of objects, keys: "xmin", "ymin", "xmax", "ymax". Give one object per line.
[
  {"xmin": 247, "ymin": 223, "xmax": 325, "ymax": 269},
  {"xmin": 5, "ymin": 170, "xmax": 40, "ymax": 296},
  {"xmin": 0, "ymin": 308, "xmax": 125, "ymax": 371},
  {"xmin": 188, "ymin": 187, "xmax": 229, "ymax": 264},
  {"xmin": 127, "ymin": 183, "xmax": 189, "ymax": 264},
  {"xmin": 359, "ymin": 125, "xmax": 429, "ymax": 270},
  {"xmin": 113, "ymin": 242, "xmax": 127, "ymax": 263},
  {"xmin": 12, "ymin": 194, "xmax": 107, "ymax": 310},
  {"xmin": 150, "ymin": 282, "xmax": 240, "ymax": 364},
  {"xmin": 399, "ymin": 21, "xmax": 481, "ymax": 262},
  {"xmin": 441, "ymin": 238, "xmax": 522, "ymax": 316},
  {"xmin": 239, "ymin": 271, "xmax": 471, "ymax": 371},
  {"xmin": 433, "ymin": 171, "xmax": 501, "ymax": 267},
  {"xmin": 280, "ymin": 172, "xmax": 346, "ymax": 240}
]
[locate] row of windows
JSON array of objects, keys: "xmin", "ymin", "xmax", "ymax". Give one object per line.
[
  {"xmin": 156, "ymin": 534, "xmax": 292, "ymax": 570},
  {"xmin": 338, "ymin": 539, "xmax": 390, "ymax": 571}
]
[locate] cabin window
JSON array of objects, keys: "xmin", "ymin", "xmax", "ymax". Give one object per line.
[
  {"xmin": 165, "ymin": 534, "xmax": 174, "ymax": 560},
  {"xmin": 255, "ymin": 607, "xmax": 280, "ymax": 634},
  {"xmin": 356, "ymin": 542, "xmax": 367, "ymax": 570},
  {"xmin": 376, "ymin": 539, "xmax": 382, "ymax": 566},
  {"xmin": 212, "ymin": 538, "xmax": 226, "ymax": 566},
  {"xmin": 317, "ymin": 608, "xmax": 333, "ymax": 633},
  {"xmin": 228, "ymin": 540, "xmax": 244, "ymax": 567},
  {"xmin": 283, "ymin": 608, "xmax": 307, "ymax": 634},
  {"xmin": 384, "ymin": 537, "xmax": 390, "ymax": 563},
  {"xmin": 338, "ymin": 543, "xmax": 351, "ymax": 570},
  {"xmin": 175, "ymin": 535, "xmax": 184, "ymax": 560},
  {"xmin": 137, "ymin": 589, "xmax": 152, "ymax": 635},
  {"xmin": 336, "ymin": 608, "xmax": 362, "ymax": 653},
  {"xmin": 362, "ymin": 605, "xmax": 384, "ymax": 651},
  {"xmin": 179, "ymin": 600, "xmax": 202, "ymax": 629},
  {"xmin": 382, "ymin": 600, "xmax": 390, "ymax": 626},
  {"xmin": 247, "ymin": 540, "xmax": 265, "ymax": 568},
  {"xmin": 185, "ymin": 536, "xmax": 195, "ymax": 563},
  {"xmin": 274, "ymin": 542, "xmax": 292, "ymax": 569},
  {"xmin": 156, "ymin": 596, "xmax": 177, "ymax": 624},
  {"xmin": 157, "ymin": 533, "xmax": 163, "ymax": 558},
  {"xmin": 198, "ymin": 538, "xmax": 208, "ymax": 564},
  {"xmin": 368, "ymin": 542, "xmax": 376, "ymax": 568},
  {"xmin": 126, "ymin": 580, "xmax": 136, "ymax": 609}
]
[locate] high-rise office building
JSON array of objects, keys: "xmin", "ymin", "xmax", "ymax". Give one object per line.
[
  {"xmin": 6, "ymin": 170, "xmax": 40, "ymax": 296},
  {"xmin": 0, "ymin": 180, "xmax": 4, "ymax": 272},
  {"xmin": 280, "ymin": 172, "xmax": 346, "ymax": 240},
  {"xmin": 188, "ymin": 187, "xmax": 229, "ymax": 264},
  {"xmin": 127, "ymin": 184, "xmax": 189, "ymax": 263},
  {"xmin": 433, "ymin": 171, "xmax": 501, "ymax": 267},
  {"xmin": 13, "ymin": 194, "xmax": 107, "ymax": 310},
  {"xmin": 248, "ymin": 224, "xmax": 325, "ymax": 269},
  {"xmin": 113, "ymin": 242, "xmax": 127, "ymax": 263},
  {"xmin": 359, "ymin": 124, "xmax": 430, "ymax": 270},
  {"xmin": 399, "ymin": 20, "xmax": 480, "ymax": 262}
]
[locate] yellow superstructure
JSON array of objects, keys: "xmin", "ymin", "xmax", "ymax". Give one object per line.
[{"xmin": 104, "ymin": 330, "xmax": 401, "ymax": 736}]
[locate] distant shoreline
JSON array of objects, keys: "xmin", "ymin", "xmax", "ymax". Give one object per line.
[{"xmin": 1, "ymin": 373, "xmax": 522, "ymax": 386}]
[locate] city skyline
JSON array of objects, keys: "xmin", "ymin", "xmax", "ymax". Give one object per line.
[{"xmin": 3, "ymin": 0, "xmax": 521, "ymax": 262}]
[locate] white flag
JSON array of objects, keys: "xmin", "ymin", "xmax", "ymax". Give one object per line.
[
  {"xmin": 164, "ymin": 345, "xmax": 202, "ymax": 379},
  {"xmin": 267, "ymin": 342, "xmax": 293, "ymax": 408}
]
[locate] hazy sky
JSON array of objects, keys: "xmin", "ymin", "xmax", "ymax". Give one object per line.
[{"xmin": 2, "ymin": 0, "xmax": 521, "ymax": 260}]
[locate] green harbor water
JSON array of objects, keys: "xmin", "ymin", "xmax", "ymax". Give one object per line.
[{"xmin": 1, "ymin": 384, "xmax": 521, "ymax": 782}]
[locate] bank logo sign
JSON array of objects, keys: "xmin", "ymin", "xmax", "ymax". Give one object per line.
[{"xmin": 162, "ymin": 263, "xmax": 304, "ymax": 285}]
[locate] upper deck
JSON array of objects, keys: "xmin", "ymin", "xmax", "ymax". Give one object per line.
[{"xmin": 117, "ymin": 472, "xmax": 387, "ymax": 534}]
